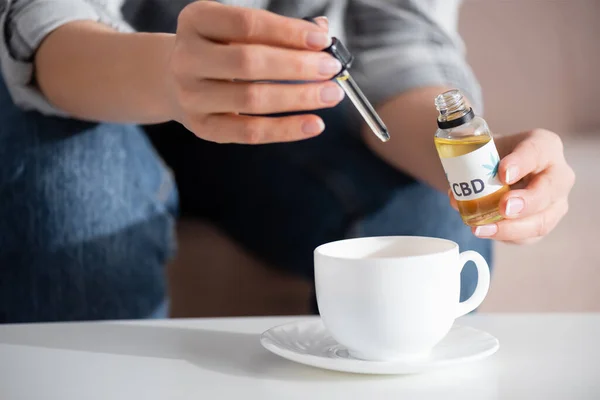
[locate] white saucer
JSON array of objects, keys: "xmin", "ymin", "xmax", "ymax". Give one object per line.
[{"xmin": 260, "ymin": 319, "xmax": 499, "ymax": 375}]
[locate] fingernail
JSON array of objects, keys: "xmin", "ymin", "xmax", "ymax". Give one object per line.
[
  {"xmin": 319, "ymin": 56, "xmax": 342, "ymax": 75},
  {"xmin": 474, "ymin": 224, "xmax": 498, "ymax": 238},
  {"xmin": 320, "ymin": 85, "xmax": 344, "ymax": 103},
  {"xmin": 314, "ymin": 16, "xmax": 329, "ymax": 29},
  {"xmin": 302, "ymin": 118, "xmax": 325, "ymax": 135},
  {"xmin": 505, "ymin": 197, "xmax": 525, "ymax": 216},
  {"xmin": 505, "ymin": 165, "xmax": 519, "ymax": 184},
  {"xmin": 307, "ymin": 31, "xmax": 331, "ymax": 49}
]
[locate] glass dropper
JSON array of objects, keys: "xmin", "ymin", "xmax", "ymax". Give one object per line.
[
  {"xmin": 302, "ymin": 18, "xmax": 390, "ymax": 142},
  {"xmin": 322, "ymin": 37, "xmax": 390, "ymax": 142}
]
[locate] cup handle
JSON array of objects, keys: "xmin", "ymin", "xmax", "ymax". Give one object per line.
[{"xmin": 455, "ymin": 251, "xmax": 491, "ymax": 317}]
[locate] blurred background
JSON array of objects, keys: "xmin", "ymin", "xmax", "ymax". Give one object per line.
[{"xmin": 168, "ymin": 0, "xmax": 600, "ymax": 317}]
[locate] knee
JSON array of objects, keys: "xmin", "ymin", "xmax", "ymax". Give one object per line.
[{"xmin": 0, "ymin": 106, "xmax": 178, "ymax": 322}]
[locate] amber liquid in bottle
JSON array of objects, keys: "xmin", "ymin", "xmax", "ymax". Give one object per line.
[{"xmin": 434, "ymin": 90, "xmax": 509, "ymax": 227}]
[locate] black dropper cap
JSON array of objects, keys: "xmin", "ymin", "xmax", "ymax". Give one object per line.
[{"xmin": 302, "ymin": 17, "xmax": 354, "ymax": 78}]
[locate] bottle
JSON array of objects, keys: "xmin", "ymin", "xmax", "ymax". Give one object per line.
[{"xmin": 433, "ymin": 89, "xmax": 509, "ymax": 227}]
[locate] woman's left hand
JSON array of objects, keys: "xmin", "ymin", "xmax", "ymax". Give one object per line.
[{"xmin": 449, "ymin": 129, "xmax": 576, "ymax": 244}]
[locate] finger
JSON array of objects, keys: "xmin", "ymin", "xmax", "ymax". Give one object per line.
[
  {"xmin": 190, "ymin": 42, "xmax": 342, "ymax": 81},
  {"xmin": 190, "ymin": 80, "xmax": 345, "ymax": 114},
  {"xmin": 498, "ymin": 129, "xmax": 564, "ymax": 185},
  {"xmin": 472, "ymin": 199, "xmax": 568, "ymax": 242},
  {"xmin": 181, "ymin": 2, "xmax": 331, "ymax": 50},
  {"xmin": 499, "ymin": 165, "xmax": 571, "ymax": 219},
  {"xmin": 188, "ymin": 113, "xmax": 326, "ymax": 144}
]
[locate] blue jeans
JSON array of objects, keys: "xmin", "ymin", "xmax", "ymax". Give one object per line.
[{"xmin": 0, "ymin": 76, "xmax": 491, "ymax": 323}]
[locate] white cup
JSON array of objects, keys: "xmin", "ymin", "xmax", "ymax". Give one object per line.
[{"xmin": 314, "ymin": 236, "xmax": 490, "ymax": 361}]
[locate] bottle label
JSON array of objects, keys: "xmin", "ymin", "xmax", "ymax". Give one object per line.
[{"xmin": 440, "ymin": 139, "xmax": 505, "ymax": 201}]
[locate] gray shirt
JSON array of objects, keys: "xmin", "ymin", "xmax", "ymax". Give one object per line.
[{"xmin": 0, "ymin": 0, "xmax": 482, "ymax": 118}]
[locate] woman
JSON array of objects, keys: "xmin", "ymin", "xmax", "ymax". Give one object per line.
[{"xmin": 0, "ymin": 0, "xmax": 574, "ymax": 322}]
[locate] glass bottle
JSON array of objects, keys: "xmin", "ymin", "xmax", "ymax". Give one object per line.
[{"xmin": 434, "ymin": 89, "xmax": 510, "ymax": 227}]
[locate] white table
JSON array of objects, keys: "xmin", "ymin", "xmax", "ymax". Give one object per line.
[{"xmin": 0, "ymin": 314, "xmax": 598, "ymax": 399}]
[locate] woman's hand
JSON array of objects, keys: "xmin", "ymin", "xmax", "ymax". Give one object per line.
[
  {"xmin": 167, "ymin": 2, "xmax": 343, "ymax": 144},
  {"xmin": 449, "ymin": 129, "xmax": 575, "ymax": 244}
]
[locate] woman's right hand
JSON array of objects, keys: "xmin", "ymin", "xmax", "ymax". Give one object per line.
[{"xmin": 167, "ymin": 2, "xmax": 344, "ymax": 144}]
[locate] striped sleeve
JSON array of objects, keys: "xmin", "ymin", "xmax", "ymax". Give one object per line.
[
  {"xmin": 0, "ymin": 0, "xmax": 132, "ymax": 115},
  {"xmin": 345, "ymin": 0, "xmax": 483, "ymax": 113}
]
